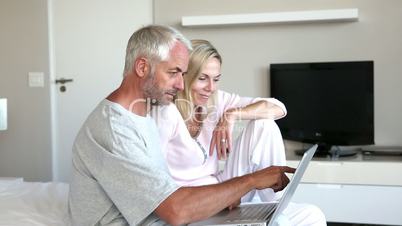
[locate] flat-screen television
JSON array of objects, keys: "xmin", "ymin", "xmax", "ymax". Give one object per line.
[{"xmin": 270, "ymin": 61, "xmax": 374, "ymax": 157}]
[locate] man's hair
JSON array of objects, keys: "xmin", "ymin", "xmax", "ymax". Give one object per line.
[
  {"xmin": 123, "ymin": 25, "xmax": 192, "ymax": 76},
  {"xmin": 176, "ymin": 39, "xmax": 222, "ymax": 121}
]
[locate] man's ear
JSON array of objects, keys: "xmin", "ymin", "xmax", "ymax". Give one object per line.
[{"xmin": 134, "ymin": 57, "xmax": 149, "ymax": 78}]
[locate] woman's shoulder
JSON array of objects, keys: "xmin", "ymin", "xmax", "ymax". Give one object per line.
[
  {"xmin": 216, "ymin": 89, "xmax": 252, "ymax": 106},
  {"xmin": 216, "ymin": 90, "xmax": 239, "ymax": 102},
  {"xmin": 216, "ymin": 89, "xmax": 231, "ymax": 98}
]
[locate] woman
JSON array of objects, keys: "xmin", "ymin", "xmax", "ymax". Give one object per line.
[
  {"xmin": 152, "ymin": 40, "xmax": 326, "ymax": 225},
  {"xmin": 153, "ymin": 39, "xmax": 286, "ymax": 200}
]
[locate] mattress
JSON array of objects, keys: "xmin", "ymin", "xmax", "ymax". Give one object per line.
[{"xmin": 0, "ymin": 178, "xmax": 69, "ymax": 226}]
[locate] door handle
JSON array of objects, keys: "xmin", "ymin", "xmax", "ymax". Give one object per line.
[
  {"xmin": 55, "ymin": 78, "xmax": 73, "ymax": 92},
  {"xmin": 55, "ymin": 78, "xmax": 73, "ymax": 84}
]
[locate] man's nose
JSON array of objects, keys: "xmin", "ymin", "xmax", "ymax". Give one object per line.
[{"xmin": 174, "ymin": 74, "xmax": 184, "ymax": 91}]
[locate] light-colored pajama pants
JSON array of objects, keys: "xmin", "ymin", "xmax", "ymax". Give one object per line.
[{"xmin": 216, "ymin": 119, "xmax": 327, "ymax": 226}]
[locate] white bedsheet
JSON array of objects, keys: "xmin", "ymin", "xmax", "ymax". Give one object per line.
[{"xmin": 0, "ymin": 178, "xmax": 70, "ymax": 226}]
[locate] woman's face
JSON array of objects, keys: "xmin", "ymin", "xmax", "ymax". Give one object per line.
[{"xmin": 191, "ymin": 57, "xmax": 221, "ymax": 106}]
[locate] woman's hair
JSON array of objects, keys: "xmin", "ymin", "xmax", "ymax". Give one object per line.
[
  {"xmin": 176, "ymin": 39, "xmax": 222, "ymax": 122},
  {"xmin": 123, "ymin": 25, "xmax": 192, "ymax": 76}
]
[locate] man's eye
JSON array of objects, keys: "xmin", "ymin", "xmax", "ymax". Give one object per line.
[
  {"xmin": 198, "ymin": 77, "xmax": 206, "ymax": 80},
  {"xmin": 213, "ymin": 78, "xmax": 220, "ymax": 82}
]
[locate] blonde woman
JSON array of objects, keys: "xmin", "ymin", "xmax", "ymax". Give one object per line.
[{"xmin": 152, "ymin": 40, "xmax": 326, "ymax": 225}]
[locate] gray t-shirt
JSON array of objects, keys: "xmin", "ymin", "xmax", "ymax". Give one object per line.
[{"xmin": 68, "ymin": 99, "xmax": 179, "ymax": 225}]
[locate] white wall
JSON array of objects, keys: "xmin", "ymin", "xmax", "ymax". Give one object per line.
[
  {"xmin": 50, "ymin": 0, "xmax": 153, "ymax": 182},
  {"xmin": 0, "ymin": 0, "xmax": 52, "ymax": 181},
  {"xmin": 1, "ymin": 0, "xmax": 401, "ymax": 181},
  {"xmin": 154, "ymin": 0, "xmax": 402, "ymax": 148},
  {"xmin": 0, "ymin": 0, "xmax": 153, "ymax": 181}
]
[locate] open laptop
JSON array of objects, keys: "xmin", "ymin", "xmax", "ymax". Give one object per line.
[{"xmin": 189, "ymin": 144, "xmax": 318, "ymax": 226}]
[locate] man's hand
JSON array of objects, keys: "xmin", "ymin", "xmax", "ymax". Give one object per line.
[
  {"xmin": 155, "ymin": 165, "xmax": 296, "ymax": 225},
  {"xmin": 250, "ymin": 166, "xmax": 296, "ymax": 192},
  {"xmin": 227, "ymin": 199, "xmax": 241, "ymax": 210}
]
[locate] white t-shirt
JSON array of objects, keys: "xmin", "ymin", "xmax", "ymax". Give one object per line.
[
  {"xmin": 68, "ymin": 99, "xmax": 179, "ymax": 225},
  {"xmin": 152, "ymin": 90, "xmax": 286, "ymax": 186}
]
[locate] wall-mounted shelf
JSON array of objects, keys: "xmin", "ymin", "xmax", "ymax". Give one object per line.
[{"xmin": 182, "ymin": 8, "xmax": 358, "ymax": 27}]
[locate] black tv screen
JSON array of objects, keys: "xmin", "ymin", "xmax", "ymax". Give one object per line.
[{"xmin": 270, "ymin": 61, "xmax": 374, "ymax": 156}]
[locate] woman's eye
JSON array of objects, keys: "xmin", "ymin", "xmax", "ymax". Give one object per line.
[{"xmin": 198, "ymin": 77, "xmax": 206, "ymax": 80}]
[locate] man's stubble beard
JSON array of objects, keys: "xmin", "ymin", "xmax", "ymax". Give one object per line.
[{"xmin": 143, "ymin": 71, "xmax": 176, "ymax": 106}]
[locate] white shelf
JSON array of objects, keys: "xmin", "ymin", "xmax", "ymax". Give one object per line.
[
  {"xmin": 286, "ymin": 153, "xmax": 402, "ymax": 225},
  {"xmin": 287, "ymin": 160, "xmax": 402, "ymax": 186},
  {"xmin": 181, "ymin": 8, "xmax": 358, "ymax": 27},
  {"xmin": 286, "ymin": 151, "xmax": 402, "ymax": 186}
]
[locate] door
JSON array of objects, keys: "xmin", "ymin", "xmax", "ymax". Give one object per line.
[{"xmin": 50, "ymin": 0, "xmax": 153, "ymax": 182}]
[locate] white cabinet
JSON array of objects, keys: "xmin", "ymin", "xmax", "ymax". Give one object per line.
[{"xmin": 287, "ymin": 152, "xmax": 402, "ymax": 225}]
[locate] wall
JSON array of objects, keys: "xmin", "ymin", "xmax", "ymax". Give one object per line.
[
  {"xmin": 0, "ymin": 0, "xmax": 52, "ymax": 181},
  {"xmin": 50, "ymin": 0, "xmax": 153, "ymax": 182},
  {"xmin": 0, "ymin": 0, "xmax": 153, "ymax": 181},
  {"xmin": 154, "ymin": 0, "xmax": 402, "ymax": 147}
]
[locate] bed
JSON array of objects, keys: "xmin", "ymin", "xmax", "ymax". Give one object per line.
[{"xmin": 0, "ymin": 177, "xmax": 69, "ymax": 226}]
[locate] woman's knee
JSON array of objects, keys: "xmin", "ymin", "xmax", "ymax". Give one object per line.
[
  {"xmin": 240, "ymin": 119, "xmax": 286, "ymax": 166},
  {"xmin": 285, "ymin": 203, "xmax": 327, "ymax": 226},
  {"xmin": 307, "ymin": 204, "xmax": 327, "ymax": 225},
  {"xmin": 245, "ymin": 119, "xmax": 281, "ymax": 136},
  {"xmin": 297, "ymin": 204, "xmax": 327, "ymax": 226}
]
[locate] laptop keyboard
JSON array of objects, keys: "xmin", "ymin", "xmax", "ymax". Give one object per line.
[{"xmin": 234, "ymin": 204, "xmax": 277, "ymax": 220}]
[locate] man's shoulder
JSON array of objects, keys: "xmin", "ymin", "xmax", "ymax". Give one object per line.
[
  {"xmin": 85, "ymin": 99, "xmax": 144, "ymax": 128},
  {"xmin": 75, "ymin": 100, "xmax": 145, "ymax": 146},
  {"xmin": 72, "ymin": 99, "xmax": 153, "ymax": 162}
]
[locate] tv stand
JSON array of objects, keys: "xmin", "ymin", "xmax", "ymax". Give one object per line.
[
  {"xmin": 294, "ymin": 145, "xmax": 357, "ymax": 158},
  {"xmin": 286, "ymin": 150, "xmax": 402, "ymax": 225}
]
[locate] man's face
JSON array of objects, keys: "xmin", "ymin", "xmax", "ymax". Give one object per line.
[{"xmin": 143, "ymin": 42, "xmax": 189, "ymax": 105}]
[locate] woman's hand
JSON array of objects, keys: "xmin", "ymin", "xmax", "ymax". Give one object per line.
[
  {"xmin": 209, "ymin": 109, "xmax": 236, "ymax": 160},
  {"xmin": 208, "ymin": 100, "xmax": 285, "ymax": 160}
]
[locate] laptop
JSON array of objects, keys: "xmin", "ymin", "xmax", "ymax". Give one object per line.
[{"xmin": 189, "ymin": 144, "xmax": 318, "ymax": 226}]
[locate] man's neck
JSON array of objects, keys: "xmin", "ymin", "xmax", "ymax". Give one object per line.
[{"xmin": 106, "ymin": 77, "xmax": 149, "ymax": 116}]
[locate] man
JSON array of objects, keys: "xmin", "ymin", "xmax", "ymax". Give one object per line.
[{"xmin": 68, "ymin": 25, "xmax": 295, "ymax": 225}]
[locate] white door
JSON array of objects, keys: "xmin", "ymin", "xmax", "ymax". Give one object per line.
[{"xmin": 49, "ymin": 0, "xmax": 153, "ymax": 182}]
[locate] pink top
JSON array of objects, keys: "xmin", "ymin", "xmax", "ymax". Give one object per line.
[{"xmin": 152, "ymin": 90, "xmax": 287, "ymax": 186}]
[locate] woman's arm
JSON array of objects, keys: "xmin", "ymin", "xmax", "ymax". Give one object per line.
[
  {"xmin": 224, "ymin": 100, "xmax": 285, "ymax": 121},
  {"xmin": 210, "ymin": 99, "xmax": 286, "ymax": 159}
]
